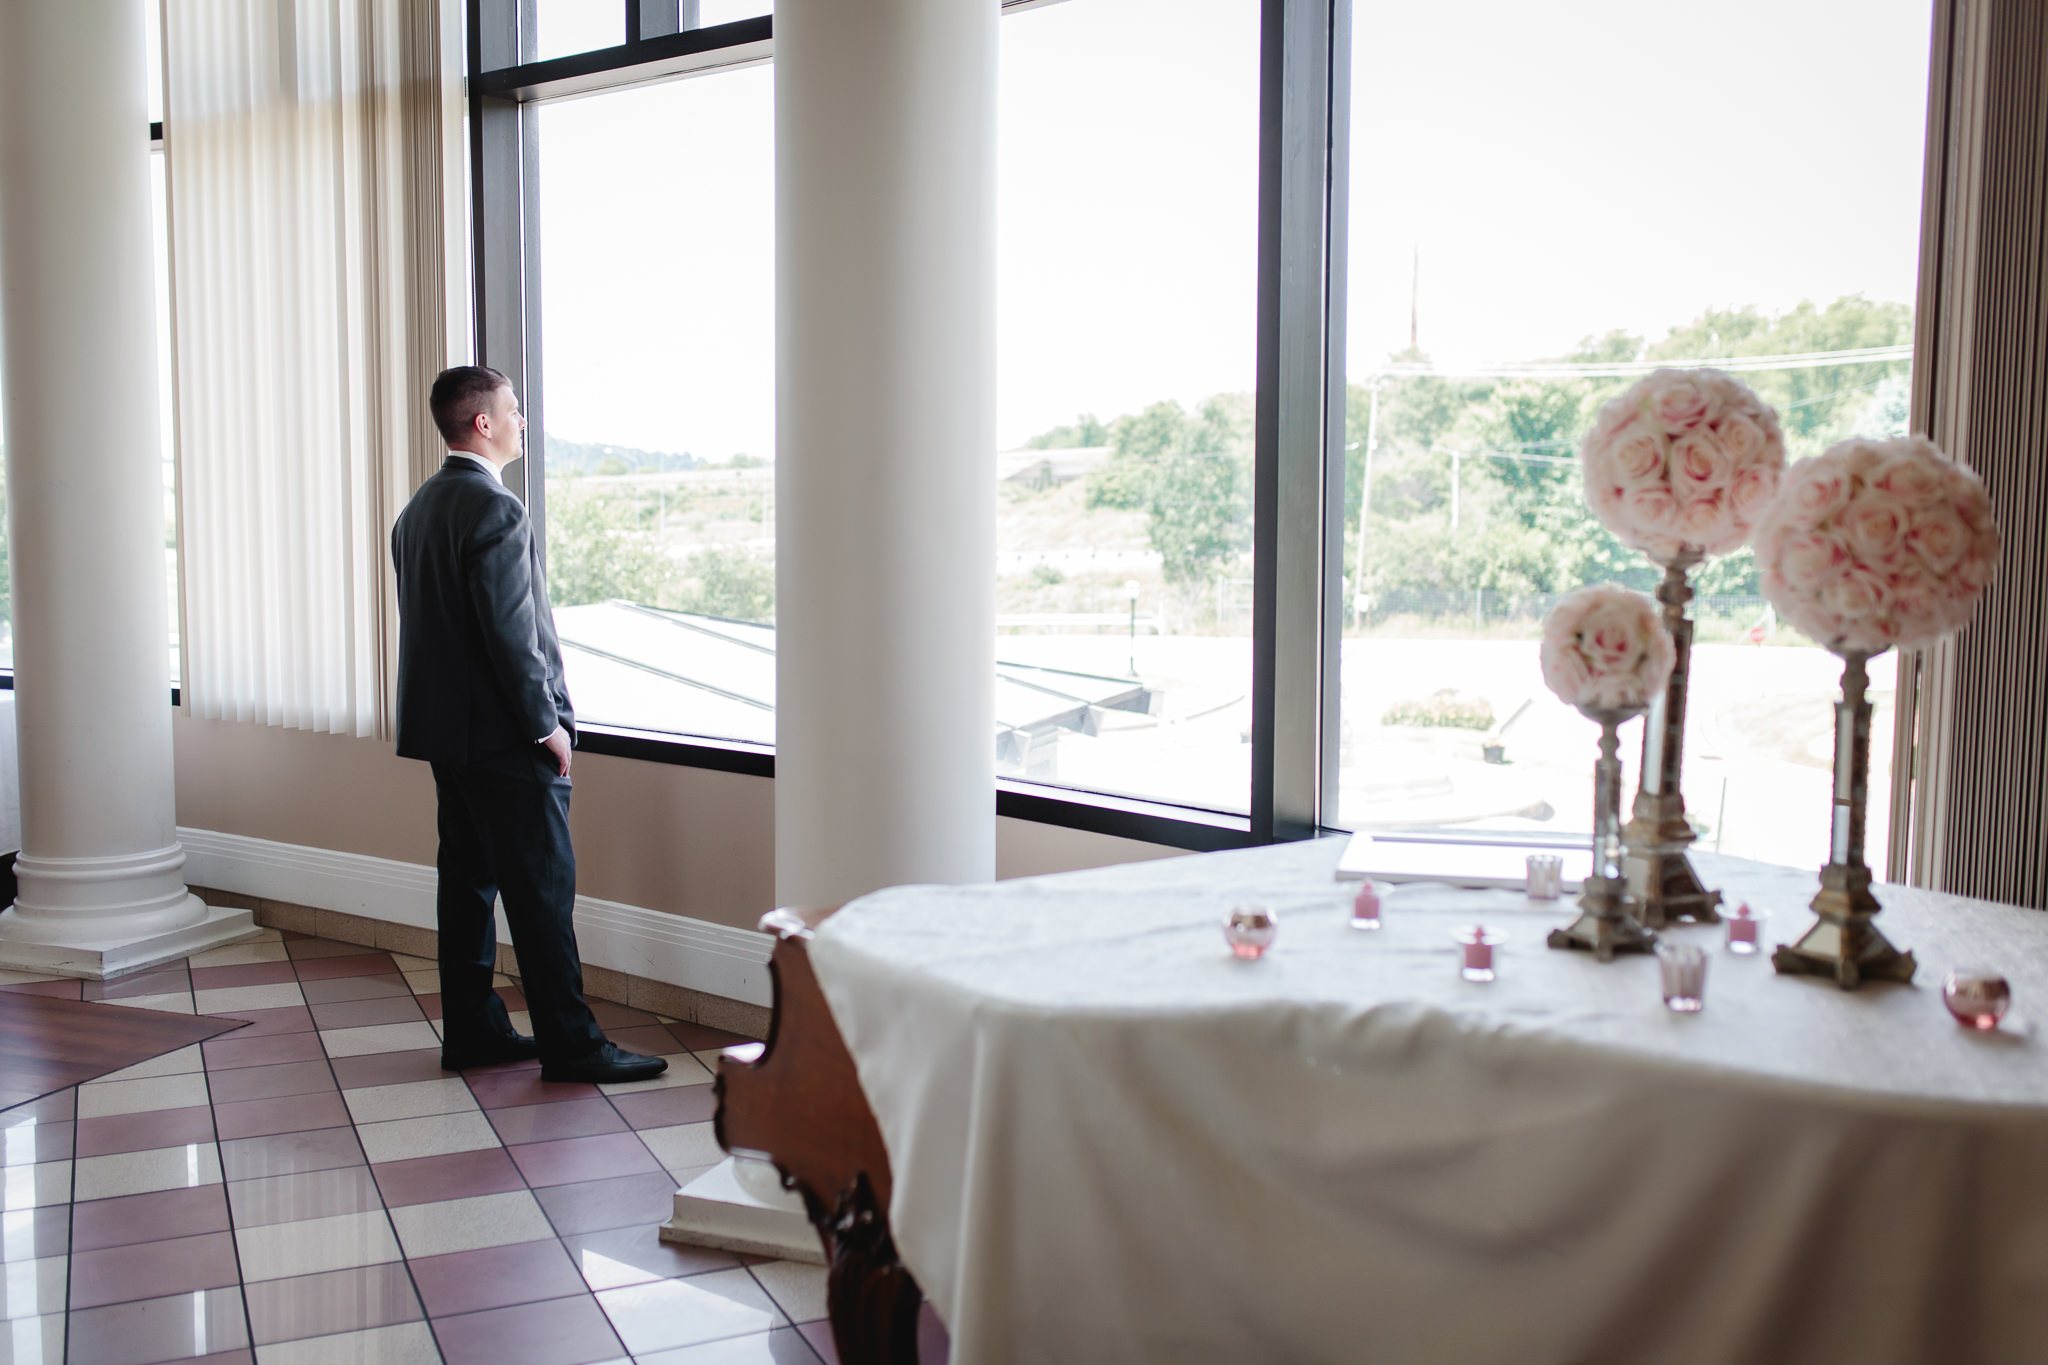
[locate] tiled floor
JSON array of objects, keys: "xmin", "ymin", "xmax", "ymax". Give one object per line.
[
  {"xmin": 0, "ymin": 929, "xmax": 842, "ymax": 1365},
  {"xmin": 0, "ymin": 990, "xmax": 242, "ymax": 1109}
]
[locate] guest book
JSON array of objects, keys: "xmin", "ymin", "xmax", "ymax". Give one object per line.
[{"xmin": 1336, "ymin": 832, "xmax": 1591, "ymax": 891}]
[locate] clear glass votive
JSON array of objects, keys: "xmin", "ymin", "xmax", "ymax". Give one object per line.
[
  {"xmin": 1943, "ymin": 968, "xmax": 2011, "ymax": 1030},
  {"xmin": 1724, "ymin": 902, "xmax": 1766, "ymax": 954},
  {"xmin": 1453, "ymin": 926, "xmax": 1504, "ymax": 983},
  {"xmin": 1657, "ymin": 941, "xmax": 1708, "ymax": 1013},
  {"xmin": 1350, "ymin": 882, "xmax": 1383, "ymax": 930},
  {"xmin": 1525, "ymin": 854, "xmax": 1563, "ymax": 900},
  {"xmin": 1224, "ymin": 905, "xmax": 1277, "ymax": 960}
]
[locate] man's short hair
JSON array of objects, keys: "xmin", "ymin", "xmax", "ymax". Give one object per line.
[{"xmin": 429, "ymin": 366, "xmax": 511, "ymax": 445}]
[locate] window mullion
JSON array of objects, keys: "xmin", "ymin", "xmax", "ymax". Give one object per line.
[{"xmin": 1252, "ymin": 0, "xmax": 1340, "ymax": 843}]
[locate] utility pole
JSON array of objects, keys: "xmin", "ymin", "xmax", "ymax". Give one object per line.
[
  {"xmin": 1124, "ymin": 579, "xmax": 1141, "ymax": 676},
  {"xmin": 1352, "ymin": 377, "xmax": 1383, "ymax": 630},
  {"xmin": 1409, "ymin": 244, "xmax": 1420, "ymax": 352}
]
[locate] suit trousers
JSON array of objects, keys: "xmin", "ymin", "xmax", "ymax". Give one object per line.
[{"xmin": 431, "ymin": 746, "xmax": 605, "ymax": 1063}]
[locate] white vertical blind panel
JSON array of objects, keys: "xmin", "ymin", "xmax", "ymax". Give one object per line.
[
  {"xmin": 165, "ymin": 0, "xmax": 449, "ymax": 738},
  {"xmin": 1897, "ymin": 0, "xmax": 2048, "ymax": 906}
]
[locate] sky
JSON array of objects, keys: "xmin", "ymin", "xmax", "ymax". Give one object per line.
[{"xmin": 532, "ymin": 0, "xmax": 1933, "ymax": 460}]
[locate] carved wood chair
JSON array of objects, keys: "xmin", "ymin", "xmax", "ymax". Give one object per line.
[{"xmin": 714, "ymin": 906, "xmax": 924, "ymax": 1365}]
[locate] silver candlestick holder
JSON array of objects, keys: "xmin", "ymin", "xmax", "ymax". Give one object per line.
[
  {"xmin": 1623, "ymin": 551, "xmax": 1724, "ymax": 927},
  {"xmin": 1550, "ymin": 704, "xmax": 1658, "ymax": 961},
  {"xmin": 1772, "ymin": 650, "xmax": 1916, "ymax": 990}
]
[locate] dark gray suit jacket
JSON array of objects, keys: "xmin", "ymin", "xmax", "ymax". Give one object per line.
[{"xmin": 391, "ymin": 457, "xmax": 574, "ymax": 765}]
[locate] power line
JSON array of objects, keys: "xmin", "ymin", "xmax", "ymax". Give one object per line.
[
  {"xmin": 1782, "ymin": 375, "xmax": 1892, "ymax": 410},
  {"xmin": 1465, "ymin": 448, "xmax": 1578, "ymax": 465},
  {"xmin": 1460, "ymin": 376, "xmax": 1899, "ymax": 456},
  {"xmin": 1361, "ymin": 343, "xmax": 1911, "ymax": 381}
]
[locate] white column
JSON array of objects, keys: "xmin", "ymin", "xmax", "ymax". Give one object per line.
[
  {"xmin": 0, "ymin": 0, "xmax": 252, "ymax": 976},
  {"xmin": 774, "ymin": 0, "xmax": 998, "ymax": 908}
]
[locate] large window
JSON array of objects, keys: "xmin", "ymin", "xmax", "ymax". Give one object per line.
[
  {"xmin": 1333, "ymin": 0, "xmax": 1931, "ymax": 872},
  {"xmin": 473, "ymin": 0, "xmax": 1938, "ymax": 854},
  {"xmin": 993, "ymin": 0, "xmax": 1259, "ymax": 810},
  {"xmin": 534, "ymin": 0, "xmax": 623, "ymax": 59},
  {"xmin": 534, "ymin": 0, "xmax": 771, "ymax": 59},
  {"xmin": 536, "ymin": 67, "xmax": 777, "ymax": 744}
]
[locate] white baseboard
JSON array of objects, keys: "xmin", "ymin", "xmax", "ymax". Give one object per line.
[{"xmin": 176, "ymin": 827, "xmax": 775, "ymax": 1007}]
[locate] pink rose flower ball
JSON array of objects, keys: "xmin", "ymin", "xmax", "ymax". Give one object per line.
[
  {"xmin": 1581, "ymin": 368, "xmax": 1787, "ymax": 561},
  {"xmin": 1540, "ymin": 585, "xmax": 1677, "ymax": 712},
  {"xmin": 1753, "ymin": 436, "xmax": 1999, "ymax": 655}
]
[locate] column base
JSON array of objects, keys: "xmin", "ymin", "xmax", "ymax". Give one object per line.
[
  {"xmin": 0, "ymin": 895, "xmax": 259, "ymax": 980},
  {"xmin": 662, "ymin": 1156, "xmax": 826, "ymax": 1265}
]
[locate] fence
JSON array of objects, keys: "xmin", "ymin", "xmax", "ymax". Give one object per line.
[{"xmin": 1355, "ymin": 588, "xmax": 1772, "ymax": 633}]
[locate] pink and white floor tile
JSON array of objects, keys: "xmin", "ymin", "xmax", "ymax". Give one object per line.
[{"xmin": 0, "ymin": 928, "xmax": 850, "ymax": 1365}]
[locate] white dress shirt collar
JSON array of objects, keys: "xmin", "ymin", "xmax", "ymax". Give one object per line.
[{"xmin": 448, "ymin": 451, "xmax": 505, "ymax": 484}]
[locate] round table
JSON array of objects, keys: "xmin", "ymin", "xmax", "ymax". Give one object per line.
[{"xmin": 810, "ymin": 840, "xmax": 2048, "ymax": 1365}]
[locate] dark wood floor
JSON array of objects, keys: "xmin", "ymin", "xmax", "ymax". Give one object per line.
[{"xmin": 0, "ymin": 989, "xmax": 246, "ymax": 1110}]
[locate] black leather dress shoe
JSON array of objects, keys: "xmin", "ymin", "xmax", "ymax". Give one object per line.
[
  {"xmin": 440, "ymin": 1034, "xmax": 540, "ymax": 1071},
  {"xmin": 540, "ymin": 1042, "xmax": 669, "ymax": 1084}
]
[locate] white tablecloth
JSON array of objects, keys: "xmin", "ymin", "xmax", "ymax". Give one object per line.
[{"xmin": 809, "ymin": 841, "xmax": 2048, "ymax": 1365}]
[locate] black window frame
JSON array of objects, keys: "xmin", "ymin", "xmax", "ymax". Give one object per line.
[{"xmin": 464, "ymin": 0, "xmax": 1353, "ymax": 854}]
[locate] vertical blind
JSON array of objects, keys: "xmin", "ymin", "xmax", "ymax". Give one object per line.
[
  {"xmin": 1894, "ymin": 0, "xmax": 2048, "ymax": 905},
  {"xmin": 164, "ymin": 0, "xmax": 453, "ymax": 737}
]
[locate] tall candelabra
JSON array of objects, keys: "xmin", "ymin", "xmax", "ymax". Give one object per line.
[
  {"xmin": 1550, "ymin": 705, "xmax": 1657, "ymax": 961},
  {"xmin": 1622, "ymin": 552, "xmax": 1723, "ymax": 927},
  {"xmin": 1771, "ymin": 650, "xmax": 1916, "ymax": 990}
]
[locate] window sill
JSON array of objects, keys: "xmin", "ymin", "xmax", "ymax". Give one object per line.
[
  {"xmin": 576, "ymin": 722, "xmax": 774, "ymax": 778},
  {"xmin": 573, "ymin": 720, "xmax": 1254, "ymax": 853}
]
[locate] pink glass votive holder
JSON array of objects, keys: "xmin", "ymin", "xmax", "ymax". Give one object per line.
[
  {"xmin": 1350, "ymin": 882, "xmax": 1383, "ymax": 930},
  {"xmin": 1525, "ymin": 854, "xmax": 1563, "ymax": 900},
  {"xmin": 1725, "ymin": 902, "xmax": 1766, "ymax": 955},
  {"xmin": 1657, "ymin": 941, "xmax": 1707, "ymax": 1012},
  {"xmin": 1943, "ymin": 969, "xmax": 2011, "ymax": 1030},
  {"xmin": 1453, "ymin": 926, "xmax": 1504, "ymax": 983},
  {"xmin": 1224, "ymin": 905, "xmax": 1278, "ymax": 960}
]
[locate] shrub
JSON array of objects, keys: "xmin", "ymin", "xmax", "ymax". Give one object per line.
[
  {"xmin": 1382, "ymin": 689, "xmax": 1495, "ymax": 730},
  {"xmin": 678, "ymin": 545, "xmax": 775, "ymax": 623}
]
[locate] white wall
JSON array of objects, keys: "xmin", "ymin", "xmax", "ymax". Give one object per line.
[{"xmin": 173, "ymin": 712, "xmax": 1186, "ymax": 936}]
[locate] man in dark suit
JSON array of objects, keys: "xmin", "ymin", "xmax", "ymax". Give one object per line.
[{"xmin": 392, "ymin": 365, "xmax": 666, "ymax": 1084}]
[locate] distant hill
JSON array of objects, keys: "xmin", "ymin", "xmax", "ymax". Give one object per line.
[{"xmin": 543, "ymin": 436, "xmax": 704, "ymax": 476}]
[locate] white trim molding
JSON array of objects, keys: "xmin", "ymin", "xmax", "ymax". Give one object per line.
[{"xmin": 177, "ymin": 828, "xmax": 774, "ymax": 1007}]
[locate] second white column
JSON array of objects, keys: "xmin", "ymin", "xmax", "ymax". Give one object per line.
[{"xmin": 773, "ymin": 0, "xmax": 999, "ymax": 909}]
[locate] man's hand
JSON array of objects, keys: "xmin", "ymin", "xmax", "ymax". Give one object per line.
[{"xmin": 540, "ymin": 725, "xmax": 572, "ymax": 777}]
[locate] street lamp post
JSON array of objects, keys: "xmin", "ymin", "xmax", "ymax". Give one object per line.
[{"xmin": 1124, "ymin": 579, "xmax": 1141, "ymax": 676}]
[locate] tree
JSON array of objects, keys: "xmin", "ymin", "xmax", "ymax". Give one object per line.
[
  {"xmin": 546, "ymin": 488, "xmax": 679, "ymax": 608},
  {"xmin": 1024, "ymin": 414, "xmax": 1111, "ymax": 450},
  {"xmin": 543, "ymin": 436, "xmax": 700, "ymax": 476},
  {"xmin": 1342, "ymin": 351, "xmax": 1498, "ymax": 532},
  {"xmin": 1693, "ymin": 546, "xmax": 1759, "ymax": 597},
  {"xmin": 1342, "ymin": 295, "xmax": 1912, "ymax": 612},
  {"xmin": 677, "ymin": 545, "xmax": 774, "ymax": 622},
  {"xmin": 1083, "ymin": 399, "xmax": 1190, "ymax": 510},
  {"xmin": 1648, "ymin": 296, "xmax": 1911, "ymax": 455},
  {"xmin": 1151, "ymin": 459, "xmax": 1249, "ymax": 587}
]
